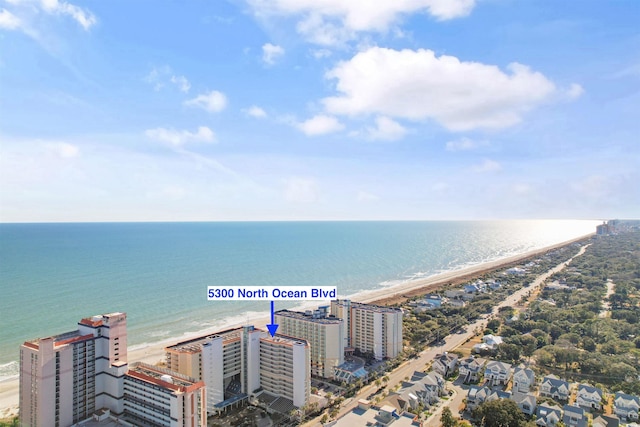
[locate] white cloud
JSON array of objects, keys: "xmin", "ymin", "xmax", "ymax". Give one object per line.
[
  {"xmin": 40, "ymin": 0, "xmax": 97, "ymax": 30},
  {"xmin": 445, "ymin": 137, "xmax": 484, "ymax": 151},
  {"xmin": 311, "ymin": 48, "xmax": 332, "ymax": 59},
  {"xmin": 0, "ymin": 8, "xmax": 21, "ymax": 29},
  {"xmin": 566, "ymin": 83, "xmax": 584, "ymax": 99},
  {"xmin": 262, "ymin": 43, "xmax": 285, "ymax": 65},
  {"xmin": 249, "ymin": 0, "xmax": 476, "ymax": 45},
  {"xmin": 145, "ymin": 66, "xmax": 191, "ymax": 93},
  {"xmin": 284, "ymin": 177, "xmax": 318, "ymax": 203},
  {"xmin": 145, "ymin": 126, "xmax": 216, "ymax": 147},
  {"xmin": 184, "ymin": 90, "xmax": 228, "ymax": 113},
  {"xmin": 366, "ymin": 116, "xmax": 407, "ymax": 141},
  {"xmin": 610, "ymin": 63, "xmax": 640, "ymax": 79},
  {"xmin": 245, "ymin": 105, "xmax": 268, "ymax": 118},
  {"xmin": 46, "ymin": 142, "xmax": 80, "ymax": 158},
  {"xmin": 170, "ymin": 75, "xmax": 191, "ymax": 93},
  {"xmin": 357, "ymin": 190, "xmax": 378, "ymax": 202},
  {"xmin": 473, "ymin": 158, "xmax": 501, "ymax": 173},
  {"xmin": 323, "ymin": 47, "xmax": 561, "ymax": 131},
  {"xmin": 296, "ymin": 114, "xmax": 344, "ymax": 136}
]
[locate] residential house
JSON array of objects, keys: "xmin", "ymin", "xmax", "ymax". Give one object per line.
[
  {"xmin": 466, "ymin": 386, "xmax": 510, "ymax": 411},
  {"xmin": 446, "ymin": 299, "xmax": 467, "ymax": 308},
  {"xmin": 488, "ymin": 280, "xmax": 502, "ymax": 290},
  {"xmin": 464, "ymin": 283, "xmax": 481, "ymax": 294},
  {"xmin": 511, "ymin": 391, "xmax": 537, "ymax": 416},
  {"xmin": 432, "ymin": 353, "xmax": 458, "ymax": 378},
  {"xmin": 540, "ymin": 375, "xmax": 570, "ymax": 402},
  {"xmin": 512, "ymin": 366, "xmax": 536, "ymax": 393},
  {"xmin": 445, "ymin": 289, "xmax": 465, "ymax": 299},
  {"xmin": 506, "ymin": 267, "xmax": 527, "ymax": 275},
  {"xmin": 563, "ymin": 404, "xmax": 588, "ymax": 427},
  {"xmin": 387, "ymin": 371, "xmax": 445, "ymax": 412},
  {"xmin": 576, "ymin": 384, "xmax": 603, "ymax": 411},
  {"xmin": 484, "ymin": 360, "xmax": 512, "ymax": 386},
  {"xmin": 593, "ymin": 415, "xmax": 620, "ymax": 427},
  {"xmin": 458, "ymin": 356, "xmax": 486, "ymax": 383},
  {"xmin": 614, "ymin": 392, "xmax": 640, "ymax": 421},
  {"xmin": 424, "ymin": 295, "xmax": 443, "ymax": 307},
  {"xmin": 472, "ymin": 335, "xmax": 503, "ymax": 354},
  {"xmin": 535, "ymin": 404, "xmax": 563, "ymax": 427}
]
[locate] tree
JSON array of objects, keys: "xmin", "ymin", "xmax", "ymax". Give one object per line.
[
  {"xmin": 472, "ymin": 399, "xmax": 526, "ymax": 427},
  {"xmin": 441, "ymin": 406, "xmax": 458, "ymax": 427}
]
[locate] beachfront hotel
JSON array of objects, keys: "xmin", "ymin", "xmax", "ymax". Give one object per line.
[
  {"xmin": 259, "ymin": 334, "xmax": 310, "ymax": 408},
  {"xmin": 19, "ymin": 313, "xmax": 128, "ymax": 427},
  {"xmin": 19, "ymin": 313, "xmax": 207, "ymax": 427},
  {"xmin": 166, "ymin": 325, "xmax": 311, "ymax": 412},
  {"xmin": 331, "ymin": 299, "xmax": 403, "ymax": 360},
  {"xmin": 124, "ymin": 362, "xmax": 206, "ymax": 426},
  {"xmin": 274, "ymin": 307, "xmax": 344, "ymax": 378}
]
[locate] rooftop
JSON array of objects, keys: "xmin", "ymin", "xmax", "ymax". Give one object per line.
[
  {"xmin": 126, "ymin": 362, "xmax": 203, "ymax": 392},
  {"xmin": 334, "ymin": 299, "xmax": 403, "ymax": 314},
  {"xmin": 165, "ymin": 326, "xmax": 248, "ymax": 353},
  {"xmin": 275, "ymin": 309, "xmax": 343, "ymax": 324}
]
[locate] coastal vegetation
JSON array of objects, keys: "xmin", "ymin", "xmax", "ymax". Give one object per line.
[
  {"xmin": 487, "ymin": 231, "xmax": 640, "ymax": 393},
  {"xmin": 402, "ymin": 242, "xmax": 586, "ymax": 352}
]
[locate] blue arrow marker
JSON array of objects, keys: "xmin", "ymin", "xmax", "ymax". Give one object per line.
[{"xmin": 266, "ymin": 301, "xmax": 279, "ymax": 337}]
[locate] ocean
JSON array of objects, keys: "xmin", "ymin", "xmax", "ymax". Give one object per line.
[{"xmin": 0, "ymin": 220, "xmax": 598, "ymax": 379}]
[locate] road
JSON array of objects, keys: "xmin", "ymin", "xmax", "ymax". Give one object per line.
[
  {"xmin": 599, "ymin": 279, "xmax": 616, "ymax": 318},
  {"xmin": 302, "ymin": 243, "xmax": 590, "ymax": 427}
]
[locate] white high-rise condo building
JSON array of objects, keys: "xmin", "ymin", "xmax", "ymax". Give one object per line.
[
  {"xmin": 124, "ymin": 362, "xmax": 206, "ymax": 427},
  {"xmin": 274, "ymin": 307, "xmax": 344, "ymax": 378},
  {"xmin": 19, "ymin": 313, "xmax": 128, "ymax": 427},
  {"xmin": 331, "ymin": 300, "xmax": 403, "ymax": 360},
  {"xmin": 166, "ymin": 325, "xmax": 311, "ymax": 412}
]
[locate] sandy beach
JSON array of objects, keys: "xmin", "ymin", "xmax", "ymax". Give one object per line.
[{"xmin": 0, "ymin": 233, "xmax": 592, "ymax": 419}]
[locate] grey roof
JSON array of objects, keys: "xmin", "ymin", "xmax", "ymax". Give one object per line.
[
  {"xmin": 537, "ymin": 403, "xmax": 562, "ymax": 418},
  {"xmin": 511, "ymin": 391, "xmax": 537, "ymax": 407},
  {"xmin": 485, "ymin": 360, "xmax": 512, "ymax": 373},
  {"xmin": 615, "ymin": 391, "xmax": 640, "ymax": 406},
  {"xmin": 514, "ymin": 366, "xmax": 536, "ymax": 383},
  {"xmin": 460, "ymin": 356, "xmax": 486, "ymax": 372},
  {"xmin": 578, "ymin": 384, "xmax": 603, "ymax": 398},
  {"xmin": 593, "ymin": 415, "xmax": 620, "ymax": 427},
  {"xmin": 543, "ymin": 375, "xmax": 569, "ymax": 387}
]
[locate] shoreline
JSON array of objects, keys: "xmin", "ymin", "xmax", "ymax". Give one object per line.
[{"xmin": 0, "ymin": 232, "xmax": 593, "ymax": 418}]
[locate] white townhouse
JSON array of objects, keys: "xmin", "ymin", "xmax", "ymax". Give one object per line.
[
  {"xmin": 511, "ymin": 391, "xmax": 537, "ymax": 416},
  {"xmin": 484, "ymin": 360, "xmax": 512, "ymax": 386},
  {"xmin": 536, "ymin": 404, "xmax": 563, "ymax": 427},
  {"xmin": 576, "ymin": 384, "xmax": 603, "ymax": 411},
  {"xmin": 466, "ymin": 386, "xmax": 510, "ymax": 411},
  {"xmin": 563, "ymin": 404, "xmax": 588, "ymax": 427},
  {"xmin": 614, "ymin": 392, "xmax": 640, "ymax": 421},
  {"xmin": 389, "ymin": 371, "xmax": 446, "ymax": 412},
  {"xmin": 459, "ymin": 356, "xmax": 486, "ymax": 383},
  {"xmin": 540, "ymin": 375, "xmax": 570, "ymax": 402},
  {"xmin": 432, "ymin": 353, "xmax": 458, "ymax": 378},
  {"xmin": 512, "ymin": 366, "xmax": 536, "ymax": 393}
]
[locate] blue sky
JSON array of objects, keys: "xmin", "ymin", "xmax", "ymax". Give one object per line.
[{"xmin": 0, "ymin": 0, "xmax": 638, "ymax": 222}]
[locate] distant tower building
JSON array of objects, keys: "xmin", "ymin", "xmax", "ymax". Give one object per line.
[
  {"xmin": 19, "ymin": 313, "xmax": 128, "ymax": 427},
  {"xmin": 331, "ymin": 300, "xmax": 403, "ymax": 361},
  {"xmin": 596, "ymin": 221, "xmax": 611, "ymax": 235},
  {"xmin": 274, "ymin": 308, "xmax": 344, "ymax": 378}
]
